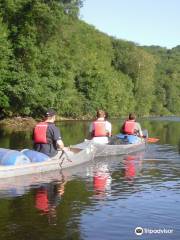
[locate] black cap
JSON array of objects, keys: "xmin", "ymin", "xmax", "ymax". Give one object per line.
[{"xmin": 45, "ymin": 108, "xmax": 56, "ymax": 117}]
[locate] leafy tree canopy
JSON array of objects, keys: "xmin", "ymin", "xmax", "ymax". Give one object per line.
[{"xmin": 0, "ymin": 0, "xmax": 179, "ymax": 119}]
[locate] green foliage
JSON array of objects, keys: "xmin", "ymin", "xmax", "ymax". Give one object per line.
[
  {"xmin": 0, "ymin": 0, "xmax": 179, "ymax": 118},
  {"xmin": 144, "ymin": 45, "xmax": 180, "ymax": 115},
  {"xmin": 0, "ymin": 16, "xmax": 13, "ymax": 116},
  {"xmin": 112, "ymin": 39, "xmax": 156, "ymax": 116}
]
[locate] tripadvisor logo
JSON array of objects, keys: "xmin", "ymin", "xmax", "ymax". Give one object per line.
[{"xmin": 135, "ymin": 227, "xmax": 144, "ymax": 236}]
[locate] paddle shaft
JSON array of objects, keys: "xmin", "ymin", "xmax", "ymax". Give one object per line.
[{"xmin": 59, "ymin": 149, "xmax": 72, "ymax": 168}]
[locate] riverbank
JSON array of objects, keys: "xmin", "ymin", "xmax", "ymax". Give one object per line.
[
  {"xmin": 0, "ymin": 116, "xmax": 90, "ymax": 132},
  {"xmin": 0, "ymin": 115, "xmax": 179, "ymax": 132},
  {"xmin": 0, "ymin": 117, "xmax": 37, "ymax": 132}
]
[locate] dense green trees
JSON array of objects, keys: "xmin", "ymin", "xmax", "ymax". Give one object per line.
[
  {"xmin": 0, "ymin": 0, "xmax": 179, "ymax": 118},
  {"xmin": 0, "ymin": 16, "xmax": 13, "ymax": 115},
  {"xmin": 112, "ymin": 40, "xmax": 156, "ymax": 116},
  {"xmin": 144, "ymin": 45, "xmax": 180, "ymax": 115}
]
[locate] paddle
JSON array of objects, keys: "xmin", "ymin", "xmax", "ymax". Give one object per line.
[
  {"xmin": 142, "ymin": 135, "xmax": 159, "ymax": 143},
  {"xmin": 147, "ymin": 137, "xmax": 159, "ymax": 143},
  {"xmin": 115, "ymin": 132, "xmax": 159, "ymax": 143},
  {"xmin": 59, "ymin": 148, "xmax": 72, "ymax": 168},
  {"xmin": 141, "ymin": 129, "xmax": 159, "ymax": 143}
]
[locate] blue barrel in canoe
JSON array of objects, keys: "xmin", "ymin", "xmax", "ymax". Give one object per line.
[
  {"xmin": 116, "ymin": 134, "xmax": 141, "ymax": 144},
  {"xmin": 21, "ymin": 149, "xmax": 50, "ymax": 163},
  {"xmin": 0, "ymin": 148, "xmax": 30, "ymax": 166},
  {"xmin": 0, "ymin": 148, "xmax": 9, "ymax": 159}
]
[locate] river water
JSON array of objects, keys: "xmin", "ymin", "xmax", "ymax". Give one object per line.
[{"xmin": 0, "ymin": 117, "xmax": 180, "ymax": 240}]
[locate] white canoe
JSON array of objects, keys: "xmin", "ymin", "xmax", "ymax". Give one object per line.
[
  {"xmin": 0, "ymin": 143, "xmax": 95, "ymax": 179},
  {"xmin": 73, "ymin": 139, "xmax": 146, "ymax": 157}
]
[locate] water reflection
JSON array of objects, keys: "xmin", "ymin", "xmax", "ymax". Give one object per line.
[
  {"xmin": 0, "ymin": 129, "xmax": 32, "ymax": 150},
  {"xmin": 0, "ymin": 148, "xmax": 180, "ymax": 239},
  {"xmin": 123, "ymin": 152, "xmax": 144, "ymax": 182},
  {"xmin": 35, "ymin": 178, "xmax": 67, "ymax": 225},
  {"xmin": 93, "ymin": 163, "xmax": 112, "ymax": 197},
  {"xmin": 92, "ymin": 152, "xmax": 145, "ymax": 196},
  {"xmin": 0, "ymin": 170, "xmax": 64, "ymax": 198}
]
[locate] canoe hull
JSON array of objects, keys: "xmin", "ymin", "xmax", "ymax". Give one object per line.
[
  {"xmin": 73, "ymin": 139, "xmax": 146, "ymax": 157},
  {"xmin": 0, "ymin": 144, "xmax": 95, "ymax": 179}
]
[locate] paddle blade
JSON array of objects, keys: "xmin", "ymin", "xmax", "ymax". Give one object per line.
[{"xmin": 147, "ymin": 138, "xmax": 159, "ymax": 143}]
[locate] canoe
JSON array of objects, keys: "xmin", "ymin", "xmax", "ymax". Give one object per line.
[
  {"xmin": 0, "ymin": 150, "xmax": 145, "ymax": 198},
  {"xmin": 73, "ymin": 137, "xmax": 146, "ymax": 157},
  {"xmin": 0, "ymin": 143, "xmax": 95, "ymax": 179}
]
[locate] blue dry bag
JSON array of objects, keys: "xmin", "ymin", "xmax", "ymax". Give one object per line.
[
  {"xmin": 116, "ymin": 134, "xmax": 141, "ymax": 144},
  {"xmin": 22, "ymin": 149, "xmax": 50, "ymax": 162},
  {"xmin": 0, "ymin": 148, "xmax": 30, "ymax": 166}
]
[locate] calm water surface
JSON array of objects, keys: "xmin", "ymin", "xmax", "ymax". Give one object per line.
[{"xmin": 0, "ymin": 117, "xmax": 180, "ymax": 240}]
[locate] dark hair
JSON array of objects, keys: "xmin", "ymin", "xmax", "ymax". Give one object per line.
[
  {"xmin": 129, "ymin": 112, "xmax": 136, "ymax": 120},
  {"xmin": 105, "ymin": 111, "xmax": 108, "ymax": 120},
  {"xmin": 96, "ymin": 110, "xmax": 105, "ymax": 118},
  {"xmin": 45, "ymin": 108, "xmax": 56, "ymax": 117}
]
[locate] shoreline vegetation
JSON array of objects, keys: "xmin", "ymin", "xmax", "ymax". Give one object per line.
[
  {"xmin": 0, "ymin": 116, "xmax": 76, "ymax": 131},
  {"xmin": 0, "ymin": 114, "xmax": 179, "ymax": 132},
  {"xmin": 0, "ymin": 115, "xmax": 93, "ymax": 132},
  {"xmin": 0, "ymin": 117, "xmax": 37, "ymax": 131}
]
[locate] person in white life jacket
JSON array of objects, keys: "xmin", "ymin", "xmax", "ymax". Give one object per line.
[
  {"xmin": 89, "ymin": 110, "xmax": 112, "ymax": 144},
  {"xmin": 121, "ymin": 113, "xmax": 143, "ymax": 137},
  {"xmin": 33, "ymin": 108, "xmax": 64, "ymax": 157}
]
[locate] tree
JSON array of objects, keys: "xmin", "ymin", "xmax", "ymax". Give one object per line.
[
  {"xmin": 0, "ymin": 16, "xmax": 13, "ymax": 117},
  {"xmin": 112, "ymin": 39, "xmax": 156, "ymax": 116}
]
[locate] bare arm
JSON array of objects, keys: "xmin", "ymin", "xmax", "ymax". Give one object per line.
[
  {"xmin": 57, "ymin": 139, "xmax": 64, "ymax": 150},
  {"xmin": 135, "ymin": 122, "xmax": 143, "ymax": 137},
  {"xmin": 106, "ymin": 121, "xmax": 112, "ymax": 137}
]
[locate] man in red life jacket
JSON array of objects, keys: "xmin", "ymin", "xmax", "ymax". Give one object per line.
[
  {"xmin": 89, "ymin": 110, "xmax": 112, "ymax": 144},
  {"xmin": 121, "ymin": 113, "xmax": 143, "ymax": 137},
  {"xmin": 33, "ymin": 109, "xmax": 64, "ymax": 157}
]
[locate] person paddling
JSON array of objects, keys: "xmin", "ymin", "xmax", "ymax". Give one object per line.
[
  {"xmin": 121, "ymin": 113, "xmax": 143, "ymax": 137},
  {"xmin": 33, "ymin": 108, "xmax": 64, "ymax": 157},
  {"xmin": 89, "ymin": 110, "xmax": 112, "ymax": 144}
]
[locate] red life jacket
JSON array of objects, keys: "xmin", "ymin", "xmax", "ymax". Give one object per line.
[
  {"xmin": 93, "ymin": 174, "xmax": 109, "ymax": 191},
  {"xmin": 34, "ymin": 122, "xmax": 48, "ymax": 144},
  {"xmin": 93, "ymin": 120, "xmax": 107, "ymax": 137},
  {"xmin": 123, "ymin": 120, "xmax": 136, "ymax": 135},
  {"xmin": 35, "ymin": 189, "xmax": 49, "ymax": 213}
]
